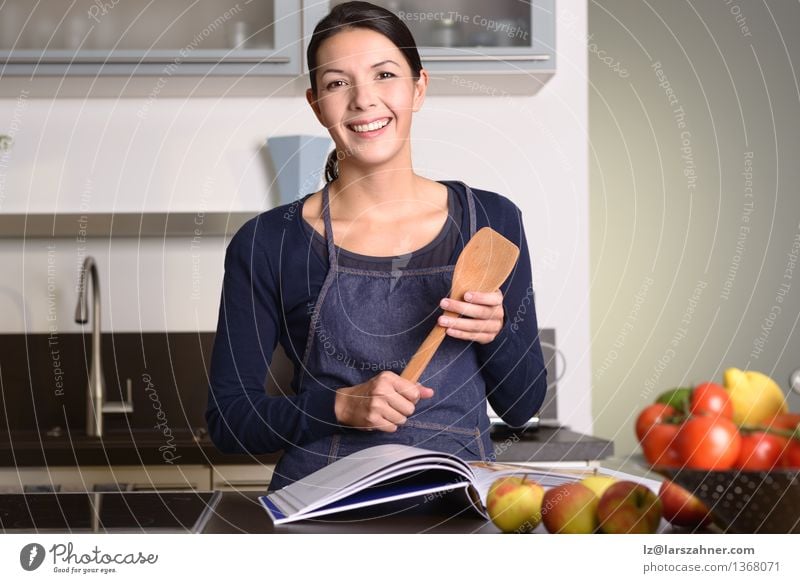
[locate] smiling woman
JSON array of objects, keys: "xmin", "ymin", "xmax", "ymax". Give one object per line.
[{"xmin": 205, "ymin": 1, "xmax": 549, "ymax": 492}]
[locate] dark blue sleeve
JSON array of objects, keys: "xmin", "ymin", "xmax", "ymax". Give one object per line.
[
  {"xmin": 205, "ymin": 219, "xmax": 340, "ymax": 454},
  {"xmin": 475, "ymin": 200, "xmax": 548, "ymax": 428}
]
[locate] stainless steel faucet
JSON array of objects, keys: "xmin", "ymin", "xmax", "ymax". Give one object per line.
[{"xmin": 75, "ymin": 256, "xmax": 133, "ymax": 437}]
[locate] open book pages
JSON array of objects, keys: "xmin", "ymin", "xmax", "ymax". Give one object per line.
[
  {"xmin": 260, "ymin": 444, "xmax": 663, "ymax": 525},
  {"xmin": 264, "ymin": 444, "xmax": 475, "ymax": 521}
]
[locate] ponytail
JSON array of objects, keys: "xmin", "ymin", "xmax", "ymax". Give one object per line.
[{"xmin": 324, "ymin": 148, "xmax": 339, "ymax": 183}]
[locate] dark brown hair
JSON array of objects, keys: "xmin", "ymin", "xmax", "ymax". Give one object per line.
[{"xmin": 307, "ymin": 1, "xmax": 423, "ymax": 182}]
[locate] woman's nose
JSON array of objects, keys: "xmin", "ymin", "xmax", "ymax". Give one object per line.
[{"xmin": 349, "ymin": 79, "xmax": 377, "ymax": 110}]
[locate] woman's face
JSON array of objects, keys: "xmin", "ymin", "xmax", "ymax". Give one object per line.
[{"xmin": 307, "ymin": 27, "xmax": 428, "ymax": 171}]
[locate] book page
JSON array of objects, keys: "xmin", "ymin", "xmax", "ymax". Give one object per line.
[
  {"xmin": 467, "ymin": 462, "xmax": 598, "ymax": 506},
  {"xmin": 267, "ymin": 444, "xmax": 472, "ymax": 518}
]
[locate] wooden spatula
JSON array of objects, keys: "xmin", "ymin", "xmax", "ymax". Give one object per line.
[{"xmin": 400, "ymin": 227, "xmax": 520, "ymax": 383}]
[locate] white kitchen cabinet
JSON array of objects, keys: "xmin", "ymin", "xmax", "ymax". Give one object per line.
[
  {"xmin": 0, "ymin": 0, "xmax": 556, "ymax": 96},
  {"xmin": 0, "ymin": 0, "xmax": 302, "ymax": 77},
  {"xmin": 302, "ymin": 0, "xmax": 556, "ymax": 94}
]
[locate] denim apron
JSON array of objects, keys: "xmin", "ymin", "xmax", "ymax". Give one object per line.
[{"xmin": 267, "ymin": 180, "xmax": 495, "ymax": 492}]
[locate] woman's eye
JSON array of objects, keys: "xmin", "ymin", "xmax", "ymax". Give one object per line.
[
  {"xmin": 326, "ymin": 80, "xmax": 347, "ymax": 90},
  {"xmin": 377, "ymin": 71, "xmax": 395, "ymax": 80}
]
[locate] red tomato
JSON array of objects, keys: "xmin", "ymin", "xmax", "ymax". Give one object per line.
[
  {"xmin": 689, "ymin": 382, "xmax": 733, "ymax": 419},
  {"xmin": 676, "ymin": 416, "xmax": 741, "ymax": 470},
  {"xmin": 642, "ymin": 423, "xmax": 682, "ymax": 468},
  {"xmin": 765, "ymin": 412, "xmax": 800, "ymax": 432},
  {"xmin": 734, "ymin": 431, "xmax": 786, "ymax": 471},
  {"xmin": 636, "ymin": 403, "xmax": 678, "ymax": 442},
  {"xmin": 782, "ymin": 439, "xmax": 800, "ymax": 469}
]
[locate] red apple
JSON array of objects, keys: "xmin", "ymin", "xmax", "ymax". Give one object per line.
[
  {"xmin": 598, "ymin": 481, "xmax": 662, "ymax": 534},
  {"xmin": 541, "ymin": 482, "xmax": 599, "ymax": 534},
  {"xmin": 658, "ymin": 479, "xmax": 712, "ymax": 529},
  {"xmin": 485, "ymin": 476, "xmax": 545, "ymax": 533}
]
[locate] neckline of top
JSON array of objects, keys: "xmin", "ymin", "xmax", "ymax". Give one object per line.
[{"xmin": 298, "ymin": 180, "xmax": 461, "ymax": 261}]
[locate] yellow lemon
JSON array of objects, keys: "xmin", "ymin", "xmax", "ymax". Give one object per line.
[{"xmin": 723, "ymin": 367, "xmax": 787, "ymax": 425}]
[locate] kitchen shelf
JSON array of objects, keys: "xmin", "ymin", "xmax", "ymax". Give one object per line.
[{"xmin": 0, "ymin": 212, "xmax": 259, "ymax": 238}]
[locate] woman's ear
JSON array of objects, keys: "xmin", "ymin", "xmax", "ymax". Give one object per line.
[
  {"xmin": 306, "ymin": 88, "xmax": 324, "ymax": 125},
  {"xmin": 412, "ymin": 69, "xmax": 429, "ymax": 112}
]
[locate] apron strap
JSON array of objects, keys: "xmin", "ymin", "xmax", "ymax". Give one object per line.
[
  {"xmin": 320, "ymin": 181, "xmax": 338, "ymax": 268},
  {"xmin": 446, "ymin": 180, "xmax": 478, "ymax": 238},
  {"xmin": 461, "ymin": 181, "xmax": 478, "ymax": 237}
]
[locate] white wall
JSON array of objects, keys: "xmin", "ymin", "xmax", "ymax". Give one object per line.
[
  {"xmin": 0, "ymin": 3, "xmax": 590, "ymax": 432},
  {"xmin": 590, "ymin": 0, "xmax": 800, "ymax": 456}
]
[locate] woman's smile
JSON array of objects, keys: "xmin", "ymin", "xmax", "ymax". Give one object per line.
[{"xmin": 346, "ymin": 116, "xmax": 393, "ymax": 137}]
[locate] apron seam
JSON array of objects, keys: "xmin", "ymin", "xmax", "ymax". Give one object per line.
[{"xmin": 335, "ymin": 265, "xmax": 455, "ymax": 277}]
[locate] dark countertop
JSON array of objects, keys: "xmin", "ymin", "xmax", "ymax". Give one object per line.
[
  {"xmin": 204, "ymin": 491, "xmax": 500, "ymax": 534},
  {"xmin": 0, "ymin": 426, "xmax": 612, "ymax": 467},
  {"xmin": 1, "ymin": 488, "xmax": 689, "ymax": 534}
]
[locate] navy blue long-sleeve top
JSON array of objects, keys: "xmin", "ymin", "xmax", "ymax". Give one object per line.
[{"xmin": 206, "ymin": 180, "xmax": 548, "ymax": 455}]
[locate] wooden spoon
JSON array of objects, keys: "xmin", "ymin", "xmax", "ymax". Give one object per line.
[{"xmin": 400, "ymin": 227, "xmax": 520, "ymax": 383}]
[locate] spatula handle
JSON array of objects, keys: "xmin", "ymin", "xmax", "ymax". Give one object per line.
[{"xmin": 400, "ymin": 309, "xmax": 458, "ymax": 384}]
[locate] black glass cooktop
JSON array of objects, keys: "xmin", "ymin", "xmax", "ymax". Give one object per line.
[{"xmin": 0, "ymin": 491, "xmax": 220, "ymax": 533}]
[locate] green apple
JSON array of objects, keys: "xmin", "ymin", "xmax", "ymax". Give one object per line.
[
  {"xmin": 541, "ymin": 483, "xmax": 599, "ymax": 534},
  {"xmin": 598, "ymin": 481, "xmax": 662, "ymax": 534},
  {"xmin": 580, "ymin": 475, "xmax": 617, "ymax": 499},
  {"xmin": 486, "ymin": 476, "xmax": 545, "ymax": 533}
]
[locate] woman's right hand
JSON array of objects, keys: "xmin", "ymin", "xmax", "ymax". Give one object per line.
[{"xmin": 334, "ymin": 371, "xmax": 435, "ymax": 432}]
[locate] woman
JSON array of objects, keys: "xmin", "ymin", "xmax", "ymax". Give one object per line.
[{"xmin": 206, "ymin": 1, "xmax": 548, "ymax": 493}]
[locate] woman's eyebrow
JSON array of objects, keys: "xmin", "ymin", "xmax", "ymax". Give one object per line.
[{"xmin": 321, "ymin": 59, "xmax": 400, "ymax": 77}]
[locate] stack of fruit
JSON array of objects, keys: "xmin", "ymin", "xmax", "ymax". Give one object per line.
[
  {"xmin": 485, "ymin": 473, "xmax": 709, "ymax": 533},
  {"xmin": 636, "ymin": 368, "xmax": 800, "ymax": 471},
  {"xmin": 484, "ymin": 367, "xmax": 798, "ymax": 534}
]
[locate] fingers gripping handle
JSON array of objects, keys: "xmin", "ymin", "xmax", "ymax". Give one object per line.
[{"xmin": 399, "ymin": 309, "xmax": 458, "ymax": 384}]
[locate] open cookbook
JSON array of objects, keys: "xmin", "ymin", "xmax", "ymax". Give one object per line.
[{"xmin": 260, "ymin": 444, "xmax": 658, "ymax": 525}]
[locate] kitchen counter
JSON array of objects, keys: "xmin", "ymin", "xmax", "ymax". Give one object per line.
[
  {"xmin": 204, "ymin": 491, "xmax": 500, "ymax": 534},
  {"xmin": 1, "ymin": 485, "xmax": 689, "ymax": 534},
  {"xmin": 0, "ymin": 426, "xmax": 612, "ymax": 467}
]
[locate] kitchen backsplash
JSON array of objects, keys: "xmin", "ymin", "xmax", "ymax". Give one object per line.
[
  {"xmin": 0, "ymin": 328, "xmax": 560, "ymax": 435},
  {"xmin": 0, "ymin": 332, "xmax": 214, "ymax": 435}
]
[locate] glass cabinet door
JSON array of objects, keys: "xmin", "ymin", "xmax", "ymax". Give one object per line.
[
  {"xmin": 0, "ymin": 0, "xmax": 301, "ymax": 75},
  {"xmin": 305, "ymin": 0, "xmax": 555, "ymax": 75}
]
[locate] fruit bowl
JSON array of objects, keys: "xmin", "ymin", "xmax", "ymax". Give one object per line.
[{"xmin": 653, "ymin": 466, "xmax": 800, "ymax": 533}]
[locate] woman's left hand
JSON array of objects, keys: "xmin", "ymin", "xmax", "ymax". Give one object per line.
[{"xmin": 438, "ymin": 290, "xmax": 505, "ymax": 345}]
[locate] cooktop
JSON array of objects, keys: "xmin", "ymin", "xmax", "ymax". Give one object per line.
[{"xmin": 0, "ymin": 491, "xmax": 220, "ymax": 533}]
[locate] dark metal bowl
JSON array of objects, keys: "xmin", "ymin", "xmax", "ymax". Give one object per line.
[{"xmin": 653, "ymin": 466, "xmax": 800, "ymax": 533}]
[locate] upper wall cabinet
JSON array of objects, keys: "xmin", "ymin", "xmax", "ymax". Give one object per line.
[
  {"xmin": 0, "ymin": 0, "xmax": 302, "ymax": 77},
  {"xmin": 0, "ymin": 0, "xmax": 555, "ymax": 96},
  {"xmin": 302, "ymin": 0, "xmax": 556, "ymax": 95}
]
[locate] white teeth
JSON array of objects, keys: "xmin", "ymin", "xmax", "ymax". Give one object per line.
[{"xmin": 350, "ymin": 118, "xmax": 390, "ymax": 133}]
